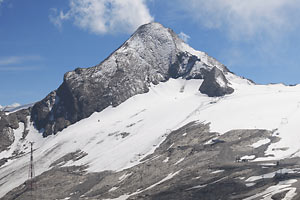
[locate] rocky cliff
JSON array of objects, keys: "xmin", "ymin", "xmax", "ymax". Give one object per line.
[
  {"xmin": 30, "ymin": 22, "xmax": 232, "ymax": 137},
  {"xmin": 199, "ymin": 67, "xmax": 234, "ymax": 97},
  {"xmin": 0, "ymin": 109, "xmax": 30, "ymax": 152}
]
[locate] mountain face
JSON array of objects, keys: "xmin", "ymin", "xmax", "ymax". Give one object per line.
[
  {"xmin": 0, "ymin": 109, "xmax": 30, "ymax": 152},
  {"xmin": 3, "ymin": 123, "xmax": 278, "ymax": 200},
  {"xmin": 3, "ymin": 22, "xmax": 300, "ymax": 200},
  {"xmin": 30, "ymin": 22, "xmax": 230, "ymax": 137}
]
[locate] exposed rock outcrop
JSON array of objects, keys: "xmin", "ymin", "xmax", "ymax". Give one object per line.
[
  {"xmin": 3, "ymin": 122, "xmax": 287, "ymax": 200},
  {"xmin": 31, "ymin": 22, "xmax": 230, "ymax": 137},
  {"xmin": 199, "ymin": 67, "xmax": 234, "ymax": 97},
  {"xmin": 0, "ymin": 109, "xmax": 30, "ymax": 152}
]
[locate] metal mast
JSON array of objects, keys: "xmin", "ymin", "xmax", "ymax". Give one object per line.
[{"xmin": 28, "ymin": 142, "xmax": 35, "ymax": 191}]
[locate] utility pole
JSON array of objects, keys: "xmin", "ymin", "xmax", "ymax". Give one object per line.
[{"xmin": 28, "ymin": 142, "xmax": 35, "ymax": 194}]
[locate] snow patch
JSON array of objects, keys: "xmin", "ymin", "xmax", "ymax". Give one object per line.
[
  {"xmin": 211, "ymin": 170, "xmax": 224, "ymax": 174},
  {"xmin": 241, "ymin": 155, "xmax": 256, "ymax": 160},
  {"xmin": 144, "ymin": 170, "xmax": 182, "ymax": 191},
  {"xmin": 244, "ymin": 179, "xmax": 297, "ymax": 200},
  {"xmin": 110, "ymin": 170, "xmax": 182, "ymax": 200},
  {"xmin": 246, "ymin": 168, "xmax": 300, "ymax": 182},
  {"xmin": 163, "ymin": 157, "xmax": 169, "ymax": 163},
  {"xmin": 216, "ymin": 76, "xmax": 226, "ymax": 87},
  {"xmin": 104, "ymin": 194, "xmax": 131, "ymax": 200},
  {"xmin": 186, "ymin": 184, "xmax": 207, "ymax": 190},
  {"xmin": 119, "ymin": 172, "xmax": 133, "ymax": 182},
  {"xmin": 259, "ymin": 163, "xmax": 277, "ymax": 167},
  {"xmin": 251, "ymin": 138, "xmax": 271, "ymax": 148},
  {"xmin": 245, "ymin": 183, "xmax": 256, "ymax": 187},
  {"xmin": 174, "ymin": 158, "xmax": 185, "ymax": 165},
  {"xmin": 109, "ymin": 187, "xmax": 119, "ymax": 192},
  {"xmin": 167, "ymin": 143, "xmax": 174, "ymax": 150},
  {"xmin": 204, "ymin": 137, "xmax": 219, "ymax": 145}
]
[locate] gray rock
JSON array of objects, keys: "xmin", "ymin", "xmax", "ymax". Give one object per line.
[
  {"xmin": 0, "ymin": 109, "xmax": 30, "ymax": 152},
  {"xmin": 31, "ymin": 22, "xmax": 229, "ymax": 137},
  {"xmin": 3, "ymin": 122, "xmax": 290, "ymax": 200},
  {"xmin": 199, "ymin": 67, "xmax": 234, "ymax": 97}
]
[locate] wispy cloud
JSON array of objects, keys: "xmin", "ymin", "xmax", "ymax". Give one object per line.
[
  {"xmin": 0, "ymin": 66, "xmax": 43, "ymax": 71},
  {"xmin": 0, "ymin": 55, "xmax": 42, "ymax": 65},
  {"xmin": 178, "ymin": 32, "xmax": 190, "ymax": 43},
  {"xmin": 50, "ymin": 0, "xmax": 154, "ymax": 35},
  {"xmin": 175, "ymin": 0, "xmax": 300, "ymax": 40},
  {"xmin": 49, "ymin": 8, "xmax": 69, "ymax": 30},
  {"xmin": 0, "ymin": 55, "xmax": 43, "ymax": 71}
]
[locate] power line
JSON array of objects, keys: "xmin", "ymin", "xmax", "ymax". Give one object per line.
[{"xmin": 28, "ymin": 142, "xmax": 35, "ymax": 196}]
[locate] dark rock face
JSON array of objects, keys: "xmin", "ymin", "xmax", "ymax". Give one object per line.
[
  {"xmin": 0, "ymin": 109, "xmax": 30, "ymax": 152},
  {"xmin": 168, "ymin": 52, "xmax": 210, "ymax": 79},
  {"xmin": 4, "ymin": 122, "xmax": 291, "ymax": 200},
  {"xmin": 199, "ymin": 67, "xmax": 234, "ymax": 97},
  {"xmin": 31, "ymin": 22, "xmax": 230, "ymax": 137}
]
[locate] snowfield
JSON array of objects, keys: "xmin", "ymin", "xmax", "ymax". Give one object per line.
[{"xmin": 1, "ymin": 76, "xmax": 300, "ymax": 197}]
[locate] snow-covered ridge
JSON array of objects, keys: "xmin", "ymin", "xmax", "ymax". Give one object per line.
[
  {"xmin": 32, "ymin": 22, "xmax": 247, "ymax": 137},
  {"xmin": 175, "ymin": 38, "xmax": 228, "ymax": 73},
  {"xmin": 2, "ymin": 78, "xmax": 300, "ymax": 197},
  {"xmin": 0, "ymin": 103, "xmax": 34, "ymax": 113},
  {"xmin": 0, "ymin": 103, "xmax": 20, "ymax": 111}
]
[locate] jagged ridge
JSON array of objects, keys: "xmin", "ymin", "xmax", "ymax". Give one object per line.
[{"xmin": 31, "ymin": 22, "xmax": 231, "ymax": 137}]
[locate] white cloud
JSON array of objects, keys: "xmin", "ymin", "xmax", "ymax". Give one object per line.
[
  {"xmin": 50, "ymin": 0, "xmax": 154, "ymax": 35},
  {"xmin": 49, "ymin": 8, "xmax": 69, "ymax": 30},
  {"xmin": 0, "ymin": 55, "xmax": 42, "ymax": 65},
  {"xmin": 177, "ymin": 0, "xmax": 300, "ymax": 39},
  {"xmin": 178, "ymin": 32, "xmax": 190, "ymax": 43},
  {"xmin": 0, "ymin": 66, "xmax": 42, "ymax": 71},
  {"xmin": 0, "ymin": 55, "xmax": 43, "ymax": 71}
]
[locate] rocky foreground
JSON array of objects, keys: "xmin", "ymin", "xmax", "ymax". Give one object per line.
[{"xmin": 3, "ymin": 122, "xmax": 300, "ymax": 200}]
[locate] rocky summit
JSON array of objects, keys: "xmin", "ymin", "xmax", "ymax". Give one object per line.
[
  {"xmin": 2, "ymin": 22, "xmax": 300, "ymax": 200},
  {"xmin": 30, "ymin": 22, "xmax": 231, "ymax": 137}
]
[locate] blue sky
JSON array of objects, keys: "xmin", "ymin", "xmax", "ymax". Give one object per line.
[{"xmin": 1, "ymin": 0, "xmax": 300, "ymax": 106}]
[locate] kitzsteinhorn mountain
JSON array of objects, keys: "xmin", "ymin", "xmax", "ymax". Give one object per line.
[{"xmin": 1, "ymin": 22, "xmax": 300, "ymax": 199}]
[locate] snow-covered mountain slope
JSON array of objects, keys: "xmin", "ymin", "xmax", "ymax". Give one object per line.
[
  {"xmin": 0, "ymin": 103, "xmax": 24, "ymax": 112},
  {"xmin": 0, "ymin": 103, "xmax": 33, "ymax": 113},
  {"xmin": 30, "ymin": 22, "xmax": 235, "ymax": 137},
  {"xmin": 1, "ymin": 77, "xmax": 300, "ymax": 198},
  {"xmin": 2, "ymin": 22, "xmax": 300, "ymax": 199}
]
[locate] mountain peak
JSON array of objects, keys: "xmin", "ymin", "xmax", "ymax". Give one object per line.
[
  {"xmin": 133, "ymin": 22, "xmax": 174, "ymax": 37},
  {"xmin": 135, "ymin": 22, "xmax": 166, "ymax": 32},
  {"xmin": 31, "ymin": 22, "xmax": 238, "ymax": 137}
]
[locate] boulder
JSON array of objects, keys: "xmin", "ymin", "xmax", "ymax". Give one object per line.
[{"xmin": 199, "ymin": 67, "xmax": 234, "ymax": 97}]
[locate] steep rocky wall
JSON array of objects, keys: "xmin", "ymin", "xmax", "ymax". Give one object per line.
[
  {"xmin": 31, "ymin": 23, "xmax": 228, "ymax": 137},
  {"xmin": 0, "ymin": 109, "xmax": 30, "ymax": 152}
]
